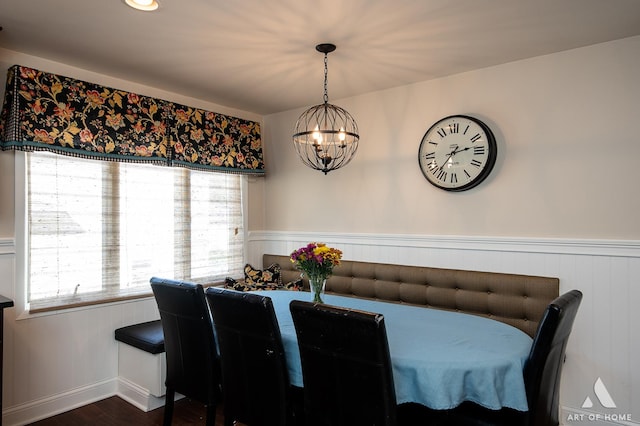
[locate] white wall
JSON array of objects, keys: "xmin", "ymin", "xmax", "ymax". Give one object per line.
[
  {"xmin": 260, "ymin": 36, "xmax": 640, "ymax": 426},
  {"xmin": 262, "ymin": 36, "xmax": 640, "ymax": 240}
]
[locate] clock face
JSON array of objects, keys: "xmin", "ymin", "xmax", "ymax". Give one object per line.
[{"xmin": 418, "ymin": 115, "xmax": 497, "ymax": 191}]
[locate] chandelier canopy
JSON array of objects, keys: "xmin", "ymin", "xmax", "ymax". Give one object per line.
[{"xmin": 292, "ymin": 44, "xmax": 360, "ymax": 175}]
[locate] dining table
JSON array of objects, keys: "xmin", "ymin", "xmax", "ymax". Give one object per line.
[{"xmin": 252, "ymin": 290, "xmax": 533, "ymax": 412}]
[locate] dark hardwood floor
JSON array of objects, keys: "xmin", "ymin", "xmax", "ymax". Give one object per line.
[
  {"xmin": 27, "ymin": 396, "xmax": 244, "ymax": 426},
  {"xmin": 25, "ymin": 394, "xmax": 451, "ymax": 425}
]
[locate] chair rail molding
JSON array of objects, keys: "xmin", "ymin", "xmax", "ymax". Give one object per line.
[
  {"xmin": 247, "ymin": 231, "xmax": 640, "ymax": 259},
  {"xmin": 0, "ymin": 238, "xmax": 14, "ymax": 256}
]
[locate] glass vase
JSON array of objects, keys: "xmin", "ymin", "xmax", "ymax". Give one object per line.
[{"xmin": 308, "ymin": 275, "xmax": 326, "ymax": 304}]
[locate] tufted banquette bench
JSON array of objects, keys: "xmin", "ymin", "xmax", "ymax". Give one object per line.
[
  {"xmin": 265, "ymin": 254, "xmax": 559, "ymax": 338},
  {"xmin": 115, "ymin": 254, "xmax": 559, "ymax": 411}
]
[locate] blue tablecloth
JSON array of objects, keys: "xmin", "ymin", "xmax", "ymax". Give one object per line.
[{"xmin": 254, "ymin": 290, "xmax": 532, "ymax": 411}]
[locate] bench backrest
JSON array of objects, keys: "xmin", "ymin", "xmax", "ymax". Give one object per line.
[{"xmin": 265, "ymin": 254, "xmax": 559, "ymax": 338}]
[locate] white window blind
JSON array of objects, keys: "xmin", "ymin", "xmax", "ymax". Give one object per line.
[{"xmin": 27, "ymin": 151, "xmax": 244, "ymax": 311}]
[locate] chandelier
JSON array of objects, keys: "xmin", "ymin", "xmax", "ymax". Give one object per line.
[{"xmin": 292, "ymin": 44, "xmax": 360, "ymax": 174}]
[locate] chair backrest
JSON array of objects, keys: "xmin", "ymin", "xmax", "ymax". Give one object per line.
[
  {"xmin": 524, "ymin": 290, "xmax": 583, "ymax": 426},
  {"xmin": 205, "ymin": 287, "xmax": 292, "ymax": 426},
  {"xmin": 290, "ymin": 300, "xmax": 398, "ymax": 426},
  {"xmin": 150, "ymin": 277, "xmax": 219, "ymax": 405}
]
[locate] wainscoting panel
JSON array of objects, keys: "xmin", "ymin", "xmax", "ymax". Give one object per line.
[
  {"xmin": 0, "ymin": 238, "xmax": 163, "ymax": 426},
  {"xmin": 1, "ymin": 234, "xmax": 637, "ymax": 425},
  {"xmin": 248, "ymin": 231, "xmax": 640, "ymax": 426}
]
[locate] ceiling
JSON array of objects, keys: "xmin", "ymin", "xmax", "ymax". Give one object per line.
[{"xmin": 1, "ymin": 0, "xmax": 639, "ymax": 115}]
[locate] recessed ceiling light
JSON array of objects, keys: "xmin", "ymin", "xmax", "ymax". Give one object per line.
[{"xmin": 125, "ymin": 0, "xmax": 159, "ymax": 11}]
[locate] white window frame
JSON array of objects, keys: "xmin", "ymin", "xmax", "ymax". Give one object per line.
[{"xmin": 13, "ymin": 151, "xmax": 248, "ymax": 319}]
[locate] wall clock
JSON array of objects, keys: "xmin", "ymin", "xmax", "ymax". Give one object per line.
[{"xmin": 418, "ymin": 115, "xmax": 497, "ymax": 192}]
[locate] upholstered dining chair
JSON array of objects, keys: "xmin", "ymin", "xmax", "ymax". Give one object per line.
[
  {"xmin": 444, "ymin": 289, "xmax": 583, "ymax": 426},
  {"xmin": 289, "ymin": 300, "xmax": 400, "ymax": 426},
  {"xmin": 150, "ymin": 277, "xmax": 221, "ymax": 426},
  {"xmin": 205, "ymin": 287, "xmax": 302, "ymax": 426}
]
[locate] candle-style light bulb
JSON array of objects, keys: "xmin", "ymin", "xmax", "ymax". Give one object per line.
[{"xmin": 312, "ymin": 125, "xmax": 322, "ymax": 144}]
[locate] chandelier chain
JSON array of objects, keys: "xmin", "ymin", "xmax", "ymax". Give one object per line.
[{"xmin": 323, "ymin": 53, "xmax": 329, "ymax": 104}]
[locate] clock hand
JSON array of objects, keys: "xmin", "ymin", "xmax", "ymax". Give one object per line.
[
  {"xmin": 440, "ymin": 145, "xmax": 468, "ymax": 169},
  {"xmin": 440, "ymin": 153, "xmax": 454, "ymax": 169},
  {"xmin": 450, "ymin": 146, "xmax": 471, "ymax": 156},
  {"xmin": 435, "ymin": 145, "xmax": 471, "ymax": 171},
  {"xmin": 437, "ymin": 146, "xmax": 471, "ymax": 171}
]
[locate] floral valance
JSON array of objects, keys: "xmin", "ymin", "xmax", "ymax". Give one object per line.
[
  {"xmin": 0, "ymin": 65, "xmax": 264, "ymax": 175},
  {"xmin": 169, "ymin": 101, "xmax": 264, "ymax": 172}
]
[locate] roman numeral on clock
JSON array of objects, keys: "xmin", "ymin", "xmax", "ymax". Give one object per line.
[
  {"xmin": 473, "ymin": 146, "xmax": 485, "ymax": 155},
  {"xmin": 471, "ymin": 159, "xmax": 483, "ymax": 168},
  {"xmin": 470, "ymin": 133, "xmax": 481, "ymax": 143},
  {"xmin": 449, "ymin": 123, "xmax": 459, "ymax": 134},
  {"xmin": 424, "ymin": 152, "xmax": 435, "ymax": 160},
  {"xmin": 437, "ymin": 128, "xmax": 447, "ymax": 138}
]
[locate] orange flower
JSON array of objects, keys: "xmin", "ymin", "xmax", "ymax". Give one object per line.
[
  {"xmin": 85, "ymin": 90, "xmax": 105, "ymax": 107},
  {"xmin": 190, "ymin": 128, "xmax": 204, "ymax": 142},
  {"xmin": 175, "ymin": 109, "xmax": 190, "ymax": 125},
  {"xmin": 33, "ymin": 129, "xmax": 54, "ymax": 144},
  {"xmin": 135, "ymin": 145, "xmax": 151, "ymax": 156},
  {"xmin": 53, "ymin": 103, "xmax": 74, "ymax": 120},
  {"xmin": 79, "ymin": 128, "xmax": 94, "ymax": 143},
  {"xmin": 127, "ymin": 93, "xmax": 140, "ymax": 104},
  {"xmin": 106, "ymin": 113, "xmax": 125, "ymax": 130},
  {"xmin": 31, "ymin": 99, "xmax": 46, "ymax": 115}
]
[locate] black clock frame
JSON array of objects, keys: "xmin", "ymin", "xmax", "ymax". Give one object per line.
[{"xmin": 418, "ymin": 114, "xmax": 497, "ymax": 192}]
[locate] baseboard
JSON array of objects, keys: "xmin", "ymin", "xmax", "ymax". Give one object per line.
[
  {"xmin": 0, "ymin": 377, "xmax": 182, "ymax": 426},
  {"xmin": 116, "ymin": 377, "xmax": 166, "ymax": 412},
  {"xmin": 1, "ymin": 378, "xmax": 117, "ymax": 426},
  {"xmin": 116, "ymin": 377, "xmax": 182, "ymax": 413}
]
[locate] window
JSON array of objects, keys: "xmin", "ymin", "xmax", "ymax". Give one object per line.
[{"xmin": 26, "ymin": 152, "xmax": 244, "ymax": 312}]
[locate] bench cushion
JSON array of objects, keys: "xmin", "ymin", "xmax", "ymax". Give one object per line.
[{"xmin": 115, "ymin": 320, "xmax": 165, "ymax": 354}]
